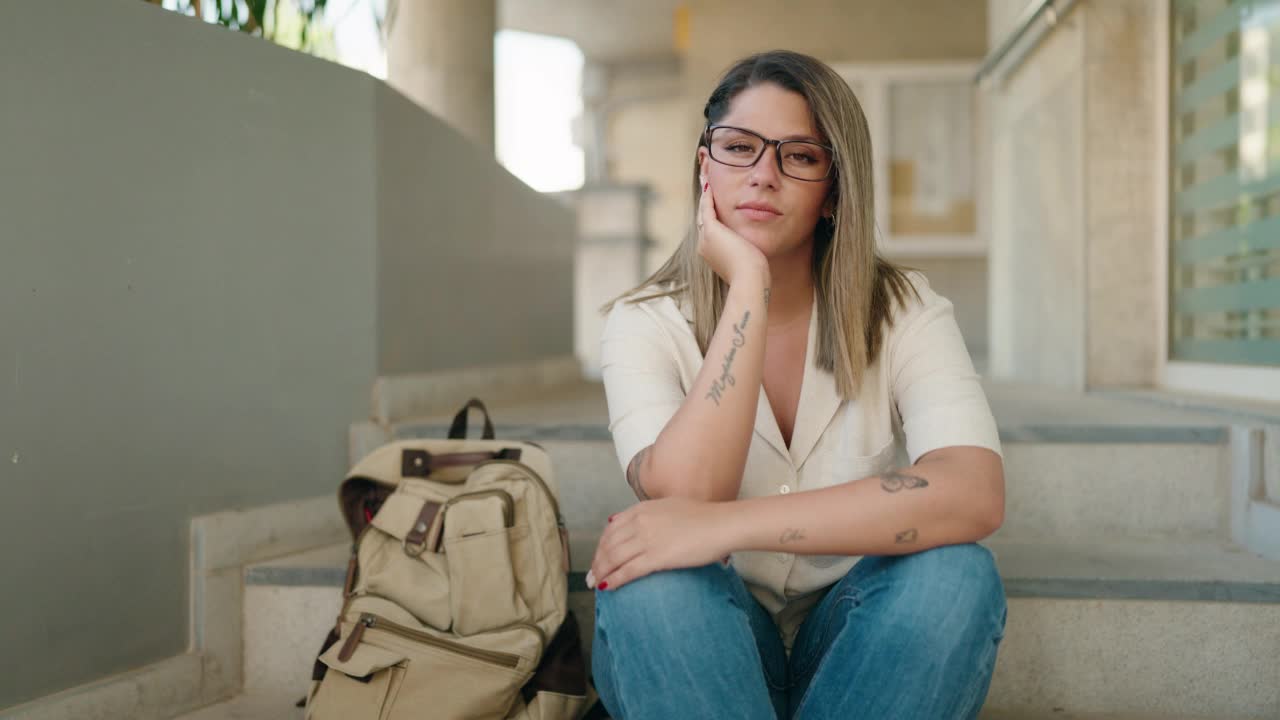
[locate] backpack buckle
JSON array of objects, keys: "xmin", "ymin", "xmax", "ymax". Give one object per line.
[{"xmin": 401, "ymin": 500, "xmax": 443, "ymax": 556}]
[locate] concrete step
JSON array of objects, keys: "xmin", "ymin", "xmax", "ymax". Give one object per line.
[
  {"xmin": 350, "ymin": 380, "xmax": 1237, "ymax": 543},
  {"xmin": 238, "ymin": 536, "xmax": 1280, "ymax": 719},
  {"xmin": 171, "ymin": 692, "xmax": 1230, "ymax": 720},
  {"xmin": 173, "ymin": 693, "xmax": 302, "ymax": 720}
]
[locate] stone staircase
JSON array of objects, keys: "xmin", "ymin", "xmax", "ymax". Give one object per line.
[{"xmin": 176, "ymin": 381, "xmax": 1280, "ymax": 719}]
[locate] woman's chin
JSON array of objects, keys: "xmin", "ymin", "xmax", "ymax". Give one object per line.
[
  {"xmin": 736, "ymin": 227, "xmax": 779, "ymax": 253},
  {"xmin": 737, "ymin": 226, "xmax": 803, "ymax": 260}
]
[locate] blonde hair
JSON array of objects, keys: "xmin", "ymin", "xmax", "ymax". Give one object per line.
[{"xmin": 606, "ymin": 50, "xmax": 918, "ymax": 399}]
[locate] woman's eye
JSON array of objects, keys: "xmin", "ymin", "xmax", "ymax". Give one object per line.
[
  {"xmin": 727, "ymin": 143, "xmax": 755, "ymax": 153},
  {"xmin": 787, "ymin": 152, "xmax": 816, "ymax": 165}
]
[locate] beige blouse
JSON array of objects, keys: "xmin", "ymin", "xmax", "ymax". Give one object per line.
[{"xmin": 599, "ymin": 271, "xmax": 1001, "ymax": 652}]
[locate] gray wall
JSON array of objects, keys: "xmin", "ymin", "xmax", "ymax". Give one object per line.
[
  {"xmin": 375, "ymin": 88, "xmax": 575, "ymax": 373},
  {"xmin": 0, "ymin": 0, "xmax": 573, "ymax": 710}
]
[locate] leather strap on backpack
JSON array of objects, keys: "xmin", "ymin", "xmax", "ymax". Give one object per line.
[
  {"xmin": 402, "ymin": 500, "xmax": 444, "ymax": 555},
  {"xmin": 401, "ymin": 447, "xmax": 522, "ymax": 478},
  {"xmin": 447, "ymin": 398, "xmax": 496, "ymax": 440}
]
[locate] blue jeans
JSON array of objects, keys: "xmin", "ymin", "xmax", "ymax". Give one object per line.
[{"xmin": 590, "ymin": 543, "xmax": 1007, "ymax": 720}]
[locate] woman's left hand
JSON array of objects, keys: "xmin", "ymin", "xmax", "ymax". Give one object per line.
[{"xmin": 586, "ymin": 496, "xmax": 736, "ymax": 592}]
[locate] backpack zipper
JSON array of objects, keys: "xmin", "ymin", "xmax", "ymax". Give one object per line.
[{"xmin": 338, "ymin": 612, "xmax": 525, "ymax": 669}]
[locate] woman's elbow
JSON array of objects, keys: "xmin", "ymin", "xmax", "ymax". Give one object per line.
[
  {"xmin": 978, "ymin": 466, "xmax": 1006, "ymax": 537},
  {"xmin": 644, "ymin": 454, "xmax": 739, "ymax": 503}
]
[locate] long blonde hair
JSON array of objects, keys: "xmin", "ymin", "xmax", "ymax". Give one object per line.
[{"xmin": 607, "ymin": 50, "xmax": 918, "ymax": 399}]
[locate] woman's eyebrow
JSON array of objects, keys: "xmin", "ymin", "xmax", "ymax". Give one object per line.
[{"xmin": 721, "ymin": 124, "xmax": 824, "ymax": 144}]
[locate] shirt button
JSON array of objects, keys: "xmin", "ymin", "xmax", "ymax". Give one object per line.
[{"xmin": 779, "ymin": 484, "xmax": 791, "ymax": 494}]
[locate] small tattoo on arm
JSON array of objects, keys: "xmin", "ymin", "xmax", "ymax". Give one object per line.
[
  {"xmin": 764, "ymin": 288, "xmax": 771, "ymax": 307},
  {"xmin": 895, "ymin": 528, "xmax": 918, "ymax": 544},
  {"xmin": 880, "ymin": 471, "xmax": 929, "ymax": 493},
  {"xmin": 779, "ymin": 528, "xmax": 806, "ymax": 545},
  {"xmin": 705, "ymin": 310, "xmax": 751, "ymax": 406},
  {"xmin": 626, "ymin": 447, "xmax": 652, "ymax": 501}
]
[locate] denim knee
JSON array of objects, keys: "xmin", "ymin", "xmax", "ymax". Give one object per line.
[
  {"xmin": 594, "ymin": 563, "xmax": 735, "ymax": 636},
  {"xmin": 885, "ymin": 543, "xmax": 1006, "ymax": 640}
]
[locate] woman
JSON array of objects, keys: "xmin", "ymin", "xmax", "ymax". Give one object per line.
[{"xmin": 588, "ymin": 50, "xmax": 1007, "ymax": 720}]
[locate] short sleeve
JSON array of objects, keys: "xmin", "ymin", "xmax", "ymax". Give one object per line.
[
  {"xmin": 889, "ymin": 274, "xmax": 1002, "ymax": 465},
  {"xmin": 599, "ymin": 299, "xmax": 687, "ymax": 474}
]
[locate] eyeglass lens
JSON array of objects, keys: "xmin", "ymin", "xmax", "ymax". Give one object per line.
[{"xmin": 708, "ymin": 127, "xmax": 832, "ymax": 181}]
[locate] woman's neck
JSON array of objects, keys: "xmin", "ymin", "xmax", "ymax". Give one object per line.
[{"xmin": 765, "ymin": 243, "xmax": 815, "ymax": 331}]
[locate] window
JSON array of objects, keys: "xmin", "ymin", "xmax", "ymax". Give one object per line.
[
  {"xmin": 833, "ymin": 63, "xmax": 981, "ymax": 257},
  {"xmin": 495, "ymin": 31, "xmax": 585, "ymax": 193},
  {"xmin": 1169, "ymin": 0, "xmax": 1280, "ymax": 367}
]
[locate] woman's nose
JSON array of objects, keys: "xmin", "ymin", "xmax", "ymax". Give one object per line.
[{"xmin": 748, "ymin": 144, "xmax": 783, "ymax": 188}]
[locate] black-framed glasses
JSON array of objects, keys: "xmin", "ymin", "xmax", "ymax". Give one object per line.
[{"xmin": 704, "ymin": 125, "xmax": 836, "ymax": 182}]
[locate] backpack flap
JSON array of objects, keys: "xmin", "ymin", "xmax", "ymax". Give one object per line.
[
  {"xmin": 355, "ymin": 484, "xmax": 454, "ymax": 632},
  {"xmin": 371, "ymin": 485, "xmax": 448, "ymax": 554}
]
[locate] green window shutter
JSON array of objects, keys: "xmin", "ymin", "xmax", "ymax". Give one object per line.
[{"xmin": 1170, "ymin": 0, "xmax": 1280, "ymax": 366}]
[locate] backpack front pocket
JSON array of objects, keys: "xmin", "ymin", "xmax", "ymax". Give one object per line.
[
  {"xmin": 307, "ymin": 637, "xmax": 407, "ymax": 720},
  {"xmin": 443, "ymin": 490, "xmax": 532, "ymax": 636},
  {"xmin": 327, "ymin": 611, "xmax": 538, "ymax": 720}
]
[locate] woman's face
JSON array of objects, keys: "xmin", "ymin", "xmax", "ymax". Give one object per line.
[{"xmin": 698, "ymin": 82, "xmax": 833, "ymax": 261}]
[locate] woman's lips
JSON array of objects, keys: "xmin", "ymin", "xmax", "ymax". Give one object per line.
[{"xmin": 738, "ymin": 207, "xmax": 781, "ymax": 221}]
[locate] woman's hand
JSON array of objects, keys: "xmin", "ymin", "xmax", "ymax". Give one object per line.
[
  {"xmin": 697, "ymin": 181, "xmax": 768, "ymax": 286},
  {"xmin": 586, "ymin": 496, "xmax": 737, "ymax": 592}
]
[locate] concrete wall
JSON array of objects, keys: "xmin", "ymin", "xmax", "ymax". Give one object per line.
[
  {"xmin": 0, "ymin": 0, "xmax": 572, "ymax": 710},
  {"xmin": 594, "ymin": 56, "xmax": 688, "ymax": 274},
  {"xmin": 1081, "ymin": 0, "xmax": 1157, "ymax": 388},
  {"xmin": 601, "ymin": 0, "xmax": 993, "ymax": 355},
  {"xmin": 375, "ymin": 88, "xmax": 575, "ymax": 374},
  {"xmin": 681, "ymin": 0, "xmax": 989, "ymax": 108},
  {"xmin": 985, "ymin": 0, "xmax": 1158, "ymax": 390},
  {"xmin": 986, "ymin": 10, "xmax": 1088, "ymax": 389},
  {"xmin": 905, "ymin": 256, "xmax": 990, "ymax": 363}
]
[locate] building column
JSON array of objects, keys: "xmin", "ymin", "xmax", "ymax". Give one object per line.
[{"xmin": 386, "ymin": 0, "xmax": 495, "ymax": 150}]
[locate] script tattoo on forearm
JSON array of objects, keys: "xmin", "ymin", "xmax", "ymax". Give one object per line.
[
  {"xmin": 626, "ymin": 446, "xmax": 652, "ymax": 501},
  {"xmin": 895, "ymin": 528, "xmax": 918, "ymax": 544},
  {"xmin": 705, "ymin": 310, "xmax": 751, "ymax": 406},
  {"xmin": 880, "ymin": 470, "xmax": 929, "ymax": 493},
  {"xmin": 779, "ymin": 528, "xmax": 806, "ymax": 545}
]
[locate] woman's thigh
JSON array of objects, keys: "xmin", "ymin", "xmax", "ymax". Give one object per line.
[
  {"xmin": 591, "ymin": 562, "xmax": 789, "ymax": 720},
  {"xmin": 786, "ymin": 543, "xmax": 1008, "ymax": 720}
]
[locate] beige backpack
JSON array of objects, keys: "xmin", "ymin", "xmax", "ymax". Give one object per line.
[{"xmin": 305, "ymin": 400, "xmax": 598, "ymax": 720}]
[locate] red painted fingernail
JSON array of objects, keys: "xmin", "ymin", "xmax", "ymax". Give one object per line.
[
  {"xmin": 608, "ymin": 514, "xmax": 614, "ymax": 522},
  {"xmin": 598, "ymin": 581, "xmax": 609, "ymax": 590},
  {"xmin": 703, "ymin": 181, "xmax": 709, "ymax": 192}
]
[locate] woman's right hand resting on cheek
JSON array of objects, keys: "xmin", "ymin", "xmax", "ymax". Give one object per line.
[{"xmin": 697, "ymin": 181, "xmax": 769, "ymax": 287}]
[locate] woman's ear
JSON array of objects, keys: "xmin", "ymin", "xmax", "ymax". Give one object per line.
[{"xmin": 696, "ymin": 148, "xmax": 710, "ymax": 181}]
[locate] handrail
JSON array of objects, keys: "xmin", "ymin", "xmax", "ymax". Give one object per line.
[{"xmin": 974, "ymin": 0, "xmax": 1082, "ymax": 85}]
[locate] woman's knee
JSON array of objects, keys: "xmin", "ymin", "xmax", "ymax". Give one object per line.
[
  {"xmin": 878, "ymin": 543, "xmax": 1006, "ymax": 637},
  {"xmin": 594, "ymin": 562, "xmax": 737, "ymax": 636}
]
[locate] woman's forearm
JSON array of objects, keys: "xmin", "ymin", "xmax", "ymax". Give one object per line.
[
  {"xmin": 636, "ymin": 267, "xmax": 771, "ymax": 502},
  {"xmin": 723, "ymin": 447, "xmax": 1005, "ymax": 555}
]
